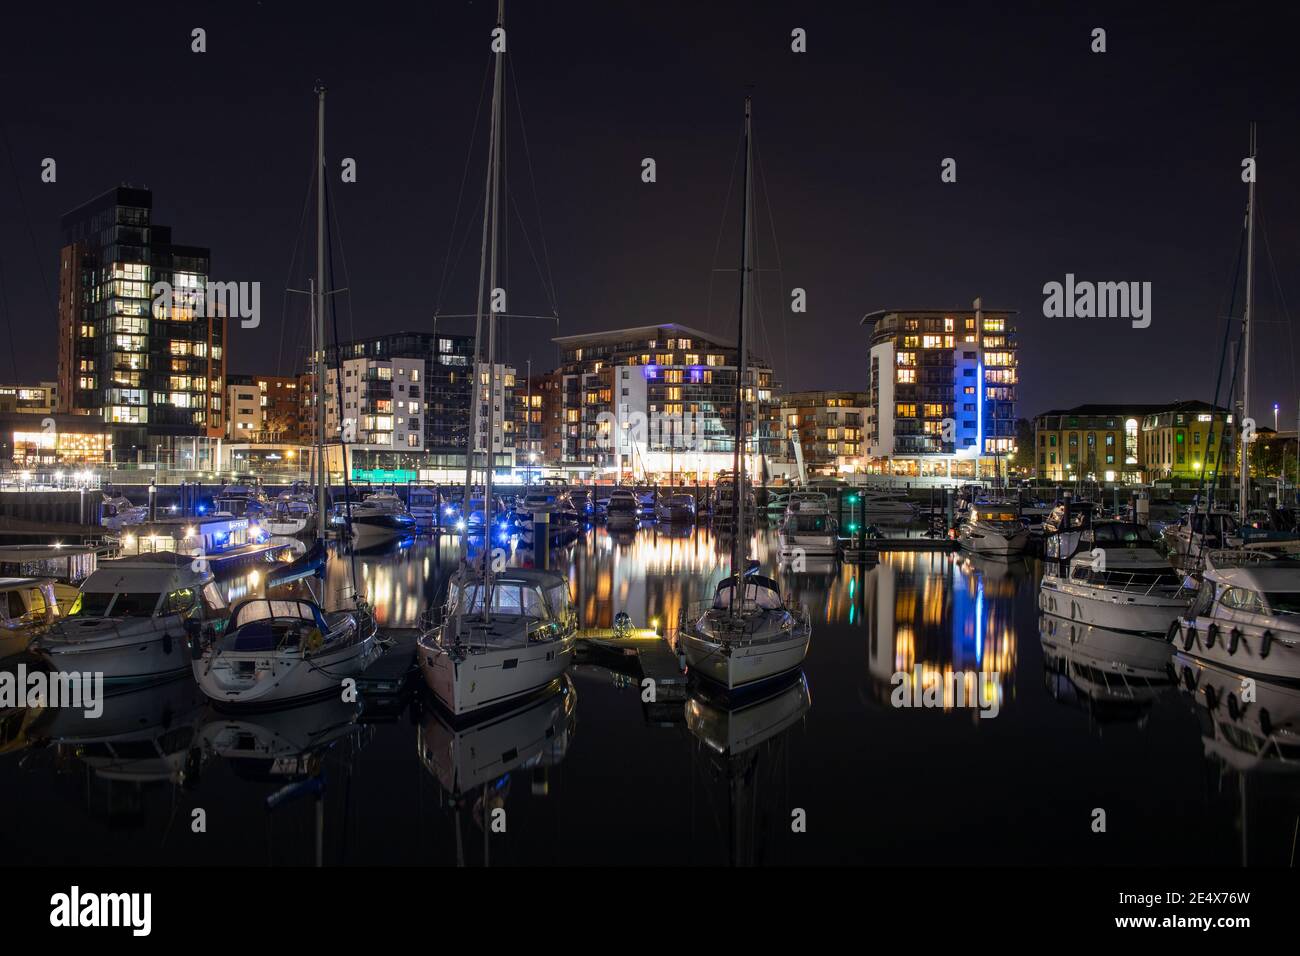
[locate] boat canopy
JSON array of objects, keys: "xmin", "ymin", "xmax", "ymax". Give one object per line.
[
  {"xmin": 713, "ymin": 575, "xmax": 783, "ymax": 610},
  {"xmin": 229, "ymin": 598, "xmax": 330, "ymax": 633}
]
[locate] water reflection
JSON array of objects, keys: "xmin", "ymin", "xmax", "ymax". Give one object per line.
[{"xmin": 2, "ymin": 526, "xmax": 1299, "ymax": 865}]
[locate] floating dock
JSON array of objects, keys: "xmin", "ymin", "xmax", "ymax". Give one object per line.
[{"xmin": 574, "ymin": 627, "xmax": 689, "ymax": 699}]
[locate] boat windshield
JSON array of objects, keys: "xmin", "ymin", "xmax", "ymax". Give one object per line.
[
  {"xmin": 1090, "ymin": 524, "xmax": 1154, "ymax": 545},
  {"xmin": 713, "ymin": 578, "xmax": 784, "ymax": 611},
  {"xmin": 68, "ymin": 591, "xmax": 160, "ymax": 617},
  {"xmin": 450, "ymin": 582, "xmax": 549, "ymax": 618},
  {"xmin": 791, "ymin": 514, "xmax": 830, "ymax": 533}
]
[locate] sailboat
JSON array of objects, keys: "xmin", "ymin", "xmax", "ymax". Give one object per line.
[
  {"xmin": 678, "ymin": 98, "xmax": 812, "ymax": 693},
  {"xmin": 191, "ymin": 86, "xmax": 380, "ymax": 708},
  {"xmin": 418, "ymin": 1, "xmax": 578, "ymax": 719}
]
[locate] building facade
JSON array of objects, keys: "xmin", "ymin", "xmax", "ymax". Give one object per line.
[
  {"xmin": 1032, "ymin": 400, "xmax": 1234, "ymax": 483},
  {"xmin": 551, "ymin": 323, "xmax": 779, "ymax": 481},
  {"xmin": 776, "ymin": 391, "xmax": 870, "ymax": 477},
  {"xmin": 862, "ymin": 304, "xmax": 1017, "ymax": 478},
  {"xmin": 57, "ymin": 186, "xmax": 225, "ymax": 458},
  {"xmin": 0, "ymin": 382, "xmax": 58, "ymax": 416}
]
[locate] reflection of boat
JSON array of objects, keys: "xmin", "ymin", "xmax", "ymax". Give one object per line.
[
  {"xmin": 1038, "ymin": 614, "xmax": 1173, "ymax": 722},
  {"xmin": 685, "ymin": 670, "xmax": 810, "ymax": 866},
  {"xmin": 30, "ymin": 553, "xmax": 227, "ymax": 682},
  {"xmin": 38, "ymin": 674, "xmax": 207, "ymax": 783},
  {"xmin": 686, "ymin": 670, "xmax": 810, "ymax": 757},
  {"xmin": 418, "ymin": 674, "xmax": 575, "ymax": 798},
  {"xmin": 1040, "ymin": 501, "xmax": 1191, "ymax": 634},
  {"xmin": 418, "ymin": 567, "xmax": 578, "ymax": 718},
  {"xmin": 198, "ymin": 695, "xmax": 365, "ymax": 781},
  {"xmin": 1173, "ymin": 550, "xmax": 1300, "ymax": 682},
  {"xmin": 0, "ymin": 577, "xmax": 62, "ymax": 660},
  {"xmin": 1174, "ymin": 652, "xmax": 1300, "ymax": 771}
]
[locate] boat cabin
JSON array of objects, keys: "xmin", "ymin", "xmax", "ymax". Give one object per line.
[{"xmin": 66, "ymin": 553, "xmax": 225, "ymax": 621}]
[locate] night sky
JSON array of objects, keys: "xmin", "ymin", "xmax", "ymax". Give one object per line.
[{"xmin": 1, "ymin": 1, "xmax": 1298, "ymax": 422}]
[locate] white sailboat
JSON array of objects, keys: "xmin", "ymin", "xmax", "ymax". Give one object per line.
[
  {"xmin": 679, "ymin": 97, "xmax": 811, "ymax": 693},
  {"xmin": 191, "ymin": 86, "xmax": 380, "ymax": 707}
]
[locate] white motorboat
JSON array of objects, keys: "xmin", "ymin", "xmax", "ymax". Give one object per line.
[
  {"xmin": 407, "ymin": 485, "xmax": 440, "ymax": 528},
  {"xmin": 777, "ymin": 493, "xmax": 839, "ymax": 558},
  {"xmin": 515, "ymin": 485, "xmax": 578, "ymax": 534},
  {"xmin": 261, "ymin": 493, "xmax": 316, "ymax": 537},
  {"xmin": 342, "ymin": 492, "xmax": 417, "ymax": 544},
  {"xmin": 679, "ymin": 572, "xmax": 812, "ymax": 693},
  {"xmin": 100, "ymin": 493, "xmax": 148, "ymax": 531},
  {"xmin": 191, "ymin": 543, "xmax": 380, "ymax": 707},
  {"xmin": 655, "ymin": 492, "xmax": 697, "ymax": 524},
  {"xmin": 605, "ymin": 489, "xmax": 640, "ymax": 531},
  {"xmin": 713, "ymin": 477, "xmax": 757, "ymax": 527},
  {"xmin": 957, "ymin": 500, "xmax": 1030, "ymax": 556},
  {"xmin": 1039, "ymin": 503, "xmax": 1192, "ymax": 634},
  {"xmin": 1171, "ymin": 549, "xmax": 1300, "ymax": 682},
  {"xmin": 859, "ymin": 489, "xmax": 918, "ymax": 521},
  {"xmin": 0, "ymin": 576, "xmax": 62, "ymax": 660},
  {"xmin": 29, "ymin": 553, "xmax": 226, "ymax": 682},
  {"xmin": 417, "ymin": 566, "xmax": 578, "ymax": 718}
]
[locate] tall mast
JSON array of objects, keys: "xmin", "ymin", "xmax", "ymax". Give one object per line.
[
  {"xmin": 730, "ymin": 96, "xmax": 753, "ymax": 600},
  {"xmin": 482, "ymin": 0, "xmax": 505, "ymax": 621},
  {"xmin": 314, "ymin": 84, "xmax": 328, "ymax": 542},
  {"xmin": 1239, "ymin": 122, "xmax": 1256, "ymax": 520},
  {"xmin": 460, "ymin": 1, "xmax": 505, "ymax": 547}
]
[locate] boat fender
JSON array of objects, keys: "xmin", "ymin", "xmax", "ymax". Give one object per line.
[
  {"xmin": 1181, "ymin": 665, "xmax": 1198, "ymax": 692},
  {"xmin": 163, "ymin": 632, "xmax": 172, "ymax": 655},
  {"xmin": 1227, "ymin": 693, "xmax": 1240, "ymax": 720},
  {"xmin": 1182, "ymin": 624, "xmax": 1196, "ymax": 651},
  {"xmin": 1261, "ymin": 630, "xmax": 1274, "ymax": 659},
  {"xmin": 1260, "ymin": 708, "xmax": 1273, "ymax": 737},
  {"xmin": 1204, "ymin": 684, "xmax": 1218, "ymax": 712},
  {"xmin": 1166, "ymin": 620, "xmax": 1181, "ymax": 645},
  {"xmin": 1205, "ymin": 623, "xmax": 1218, "ymax": 648},
  {"xmin": 1228, "ymin": 628, "xmax": 1241, "ymax": 655}
]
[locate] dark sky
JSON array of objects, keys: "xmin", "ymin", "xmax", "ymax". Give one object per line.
[{"xmin": 2, "ymin": 1, "xmax": 1298, "ymax": 422}]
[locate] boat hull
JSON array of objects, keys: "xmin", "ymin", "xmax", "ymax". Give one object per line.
[
  {"xmin": 1173, "ymin": 615, "xmax": 1300, "ymax": 683},
  {"xmin": 420, "ymin": 635, "xmax": 575, "ymax": 718},
  {"xmin": 195, "ymin": 634, "xmax": 379, "ymax": 708},
  {"xmin": 1038, "ymin": 579, "xmax": 1191, "ymax": 635},
  {"xmin": 34, "ymin": 624, "xmax": 191, "ymax": 682},
  {"xmin": 681, "ymin": 629, "xmax": 810, "ymax": 692}
]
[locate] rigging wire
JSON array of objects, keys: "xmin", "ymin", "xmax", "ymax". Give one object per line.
[{"xmin": 276, "ymin": 128, "xmax": 320, "ymax": 377}]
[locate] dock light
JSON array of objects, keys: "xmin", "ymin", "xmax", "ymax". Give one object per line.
[
  {"xmin": 455, "ymin": 519, "xmax": 466, "ymax": 531},
  {"xmin": 55, "ymin": 470, "xmax": 64, "ymax": 481},
  {"xmin": 54, "ymin": 541, "xmax": 63, "ymax": 549},
  {"xmin": 444, "ymin": 505, "xmax": 455, "ymax": 515},
  {"xmin": 19, "ymin": 471, "xmax": 30, "ymax": 483},
  {"xmin": 123, "ymin": 533, "xmax": 136, "ymax": 548},
  {"xmin": 185, "ymin": 526, "xmax": 197, "ymax": 538}
]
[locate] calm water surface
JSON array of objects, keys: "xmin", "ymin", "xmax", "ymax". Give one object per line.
[{"xmin": 1, "ymin": 525, "xmax": 1294, "ymax": 866}]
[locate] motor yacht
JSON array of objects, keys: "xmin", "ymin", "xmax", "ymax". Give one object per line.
[
  {"xmin": 100, "ymin": 493, "xmax": 148, "ymax": 531},
  {"xmin": 1171, "ymin": 549, "xmax": 1300, "ymax": 682},
  {"xmin": 0, "ymin": 577, "xmax": 62, "ymax": 660},
  {"xmin": 956, "ymin": 500, "xmax": 1030, "ymax": 557},
  {"xmin": 605, "ymin": 489, "xmax": 640, "ymax": 531},
  {"xmin": 655, "ymin": 492, "xmax": 697, "ymax": 524},
  {"xmin": 1039, "ymin": 502, "xmax": 1192, "ymax": 634},
  {"xmin": 340, "ymin": 492, "xmax": 417, "ymax": 544},
  {"xmin": 29, "ymin": 553, "xmax": 226, "ymax": 682},
  {"xmin": 777, "ymin": 492, "xmax": 839, "ymax": 558}
]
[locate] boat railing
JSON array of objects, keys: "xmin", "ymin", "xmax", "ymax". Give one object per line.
[{"xmin": 1070, "ymin": 566, "xmax": 1189, "ymax": 597}]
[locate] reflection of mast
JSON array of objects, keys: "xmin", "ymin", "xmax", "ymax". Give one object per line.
[{"xmin": 686, "ymin": 672, "xmax": 810, "ymax": 865}]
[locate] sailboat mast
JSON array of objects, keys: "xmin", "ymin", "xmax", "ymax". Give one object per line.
[
  {"xmin": 730, "ymin": 96, "xmax": 753, "ymax": 591},
  {"xmin": 314, "ymin": 84, "xmax": 328, "ymax": 543},
  {"xmin": 1239, "ymin": 122, "xmax": 1256, "ymax": 520},
  {"xmin": 482, "ymin": 0, "xmax": 505, "ymax": 617},
  {"xmin": 460, "ymin": 7, "xmax": 504, "ymax": 544}
]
